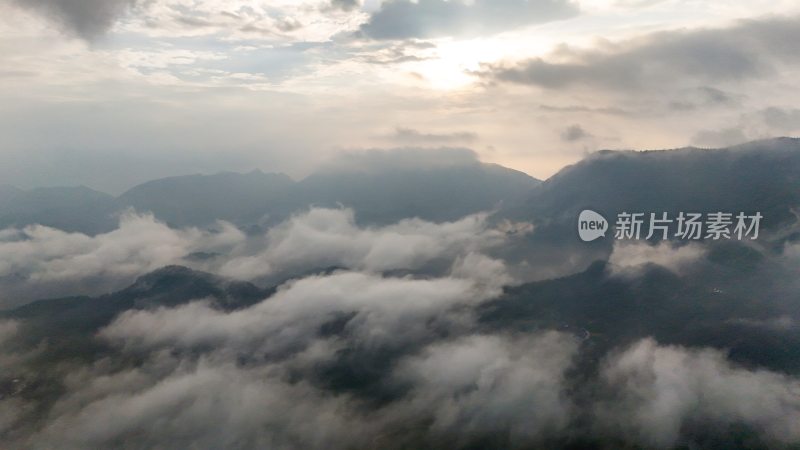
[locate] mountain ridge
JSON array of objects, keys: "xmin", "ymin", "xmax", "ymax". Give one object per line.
[
  {"xmin": 0, "ymin": 158, "xmax": 541, "ymax": 232},
  {"xmin": 2, "ymin": 137, "xmax": 799, "ymax": 234}
]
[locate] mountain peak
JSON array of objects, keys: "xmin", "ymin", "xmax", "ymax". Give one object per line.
[{"xmin": 125, "ymin": 265, "xmax": 224, "ymax": 295}]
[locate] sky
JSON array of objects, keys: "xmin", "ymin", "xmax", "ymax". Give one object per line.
[{"xmin": 0, "ymin": 0, "xmax": 799, "ymax": 193}]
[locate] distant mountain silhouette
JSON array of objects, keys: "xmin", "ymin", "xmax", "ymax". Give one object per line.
[
  {"xmin": 515, "ymin": 137, "xmax": 800, "ymax": 230},
  {"xmin": 488, "ymin": 137, "xmax": 800, "ymax": 280},
  {"xmin": 3, "ymin": 138, "xmax": 799, "ymax": 237},
  {"xmin": 0, "ymin": 185, "xmax": 120, "ymax": 234},
  {"xmin": 295, "ymin": 162, "xmax": 537, "ymax": 225},
  {"xmin": 3, "ymin": 265, "xmax": 272, "ymax": 361},
  {"xmin": 0, "ymin": 161, "xmax": 540, "ymax": 234},
  {"xmin": 119, "ymin": 170, "xmax": 296, "ymax": 228}
]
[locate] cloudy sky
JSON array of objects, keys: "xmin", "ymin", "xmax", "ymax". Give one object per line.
[{"xmin": 1, "ymin": 0, "xmax": 799, "ymax": 192}]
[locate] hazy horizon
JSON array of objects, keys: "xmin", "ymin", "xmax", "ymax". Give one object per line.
[
  {"xmin": 2, "ymin": 1, "xmax": 800, "ymax": 192},
  {"xmin": 4, "ymin": 136, "xmax": 799, "ymax": 195}
]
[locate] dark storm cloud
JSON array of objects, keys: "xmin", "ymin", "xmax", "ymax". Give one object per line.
[
  {"xmin": 8, "ymin": 0, "xmax": 139, "ymax": 39},
  {"xmin": 331, "ymin": 0, "xmax": 359, "ymax": 12},
  {"xmin": 487, "ymin": 16, "xmax": 800, "ymax": 91},
  {"xmin": 359, "ymin": 0, "xmax": 578, "ymax": 40},
  {"xmin": 697, "ymin": 86, "xmax": 736, "ymax": 105},
  {"xmin": 560, "ymin": 124, "xmax": 590, "ymax": 141}
]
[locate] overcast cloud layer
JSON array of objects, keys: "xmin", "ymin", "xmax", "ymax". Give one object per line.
[
  {"xmin": 1, "ymin": 1, "xmax": 799, "ymax": 190},
  {"xmin": 487, "ymin": 16, "xmax": 800, "ymax": 91}
]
